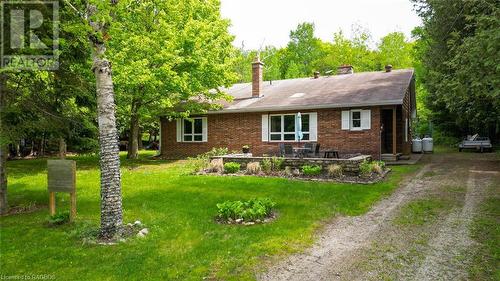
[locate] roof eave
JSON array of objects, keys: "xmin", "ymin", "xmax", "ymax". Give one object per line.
[{"xmin": 207, "ymin": 100, "xmax": 404, "ymax": 114}]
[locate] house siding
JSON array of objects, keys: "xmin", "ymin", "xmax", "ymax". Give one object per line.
[{"xmin": 160, "ymin": 107, "xmax": 382, "ymax": 159}]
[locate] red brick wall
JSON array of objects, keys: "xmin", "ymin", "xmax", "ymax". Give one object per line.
[{"xmin": 160, "ymin": 107, "xmax": 383, "ymax": 159}]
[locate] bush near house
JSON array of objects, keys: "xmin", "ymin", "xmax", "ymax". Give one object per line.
[
  {"xmin": 327, "ymin": 164, "xmax": 343, "ymax": 178},
  {"xmin": 246, "ymin": 162, "xmax": 261, "ymax": 175},
  {"xmin": 187, "ymin": 147, "xmax": 228, "ymax": 172},
  {"xmin": 223, "ymin": 162, "xmax": 241, "ymax": 174},
  {"xmin": 302, "ymin": 165, "xmax": 322, "ymax": 176},
  {"xmin": 261, "ymin": 158, "xmax": 272, "ymax": 174}
]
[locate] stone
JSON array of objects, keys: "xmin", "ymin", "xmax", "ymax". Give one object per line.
[
  {"xmin": 139, "ymin": 228, "xmax": 149, "ymax": 235},
  {"xmin": 126, "ymin": 223, "xmax": 133, "ymax": 227},
  {"xmin": 292, "ymin": 169, "xmax": 300, "ymax": 176},
  {"xmin": 244, "ymin": 222, "xmax": 255, "ymax": 226},
  {"xmin": 134, "ymin": 220, "xmax": 142, "ymax": 226},
  {"xmin": 136, "ymin": 232, "xmax": 145, "ymax": 238},
  {"xmin": 235, "ymin": 218, "xmax": 243, "ymax": 223}
]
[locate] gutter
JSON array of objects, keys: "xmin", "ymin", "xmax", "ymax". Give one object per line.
[{"xmin": 206, "ymin": 99, "xmax": 404, "ymax": 114}]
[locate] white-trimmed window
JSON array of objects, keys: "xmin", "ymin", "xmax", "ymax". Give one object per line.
[
  {"xmin": 268, "ymin": 113, "xmax": 311, "ymax": 141},
  {"xmin": 176, "ymin": 117, "xmax": 207, "ymax": 142},
  {"xmin": 350, "ymin": 110, "xmax": 362, "ymax": 130},
  {"xmin": 341, "ymin": 109, "xmax": 371, "ymax": 131}
]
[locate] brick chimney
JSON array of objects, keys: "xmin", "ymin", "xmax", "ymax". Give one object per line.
[
  {"xmin": 337, "ymin": 65, "xmax": 354, "ymax": 75},
  {"xmin": 252, "ymin": 55, "xmax": 264, "ymax": 98}
]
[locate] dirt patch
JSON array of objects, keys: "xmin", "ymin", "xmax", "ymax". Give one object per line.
[{"xmin": 259, "ymin": 152, "xmax": 500, "ymax": 281}]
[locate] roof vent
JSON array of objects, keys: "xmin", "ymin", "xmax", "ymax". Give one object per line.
[
  {"xmin": 337, "ymin": 65, "xmax": 354, "ymax": 75},
  {"xmin": 385, "ymin": 64, "xmax": 393, "ymax": 72}
]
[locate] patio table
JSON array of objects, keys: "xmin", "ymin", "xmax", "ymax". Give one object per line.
[
  {"xmin": 323, "ymin": 150, "xmax": 339, "ymax": 158},
  {"xmin": 293, "ymin": 147, "xmax": 311, "ymax": 158}
]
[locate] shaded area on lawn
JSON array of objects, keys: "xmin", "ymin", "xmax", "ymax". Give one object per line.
[{"xmin": 0, "ymin": 151, "xmax": 420, "ymax": 280}]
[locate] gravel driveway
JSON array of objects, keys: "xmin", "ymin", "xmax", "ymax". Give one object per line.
[{"xmin": 259, "ymin": 152, "xmax": 499, "ymax": 281}]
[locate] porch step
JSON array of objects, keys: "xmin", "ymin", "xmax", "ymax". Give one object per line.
[{"xmin": 381, "ymin": 153, "xmax": 402, "ymax": 161}]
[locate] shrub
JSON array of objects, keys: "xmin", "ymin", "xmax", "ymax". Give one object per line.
[
  {"xmin": 223, "ymin": 162, "xmax": 241, "ymax": 174},
  {"xmin": 327, "ymin": 164, "xmax": 343, "ymax": 178},
  {"xmin": 271, "ymin": 156, "xmax": 285, "ymax": 171},
  {"xmin": 208, "ymin": 158, "xmax": 224, "ymax": 173},
  {"xmin": 371, "ymin": 161, "xmax": 385, "ymax": 175},
  {"xmin": 246, "ymin": 162, "xmax": 261, "ymax": 175},
  {"xmin": 186, "ymin": 147, "xmax": 229, "ymax": 173},
  {"xmin": 359, "ymin": 160, "xmax": 372, "ymax": 176},
  {"xmin": 261, "ymin": 158, "xmax": 272, "ymax": 174},
  {"xmin": 48, "ymin": 212, "xmax": 70, "ymax": 225},
  {"xmin": 216, "ymin": 198, "xmax": 276, "ymax": 221},
  {"xmin": 302, "ymin": 165, "xmax": 322, "ymax": 176}
]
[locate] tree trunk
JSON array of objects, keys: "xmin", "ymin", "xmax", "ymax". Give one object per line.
[
  {"xmin": 93, "ymin": 57, "xmax": 123, "ymax": 239},
  {"xmin": 137, "ymin": 127, "xmax": 143, "ymax": 151},
  {"xmin": 0, "ymin": 73, "xmax": 8, "ymax": 214},
  {"xmin": 59, "ymin": 137, "xmax": 66, "ymax": 159},
  {"xmin": 40, "ymin": 134, "xmax": 45, "ymax": 157},
  {"xmin": 88, "ymin": 3, "xmax": 123, "ymax": 239},
  {"xmin": 126, "ymin": 99, "xmax": 140, "ymax": 159}
]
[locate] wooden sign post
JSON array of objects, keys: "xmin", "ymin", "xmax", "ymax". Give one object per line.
[{"xmin": 47, "ymin": 160, "xmax": 76, "ymax": 221}]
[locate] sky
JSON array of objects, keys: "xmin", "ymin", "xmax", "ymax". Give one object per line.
[{"xmin": 220, "ymin": 0, "xmax": 422, "ymax": 50}]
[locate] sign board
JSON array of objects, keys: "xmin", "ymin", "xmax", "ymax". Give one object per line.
[{"xmin": 47, "ymin": 160, "xmax": 76, "ymax": 192}]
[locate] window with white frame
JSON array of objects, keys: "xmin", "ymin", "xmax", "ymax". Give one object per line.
[
  {"xmin": 269, "ymin": 114, "xmax": 310, "ymax": 141},
  {"xmin": 351, "ymin": 110, "xmax": 361, "ymax": 129},
  {"xmin": 183, "ymin": 118, "xmax": 203, "ymax": 142}
]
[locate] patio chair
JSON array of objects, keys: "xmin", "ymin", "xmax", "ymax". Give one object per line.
[
  {"xmin": 304, "ymin": 143, "xmax": 314, "ymax": 157},
  {"xmin": 278, "ymin": 143, "xmax": 285, "ymax": 157},
  {"xmin": 283, "ymin": 144, "xmax": 295, "ymax": 157},
  {"xmin": 313, "ymin": 143, "xmax": 321, "ymax": 157}
]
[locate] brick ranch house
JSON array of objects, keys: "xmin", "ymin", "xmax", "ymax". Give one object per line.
[{"xmin": 159, "ymin": 59, "xmax": 416, "ymax": 160}]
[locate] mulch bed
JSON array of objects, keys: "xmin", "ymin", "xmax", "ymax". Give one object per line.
[
  {"xmin": 0, "ymin": 203, "xmax": 47, "ymax": 216},
  {"xmin": 215, "ymin": 212, "xmax": 278, "ymax": 226},
  {"xmin": 198, "ymin": 169, "xmax": 391, "ymax": 184}
]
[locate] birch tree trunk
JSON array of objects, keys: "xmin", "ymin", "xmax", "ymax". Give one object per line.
[
  {"xmin": 88, "ymin": 3, "xmax": 123, "ymax": 239},
  {"xmin": 0, "ymin": 74, "xmax": 8, "ymax": 214}
]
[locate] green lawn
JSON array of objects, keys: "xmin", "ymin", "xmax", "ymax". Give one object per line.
[{"xmin": 0, "ymin": 151, "xmax": 420, "ymax": 280}]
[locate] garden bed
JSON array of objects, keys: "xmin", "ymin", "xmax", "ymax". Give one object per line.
[
  {"xmin": 199, "ymin": 156, "xmax": 390, "ymax": 184},
  {"xmin": 198, "ymin": 168, "xmax": 391, "ymax": 184}
]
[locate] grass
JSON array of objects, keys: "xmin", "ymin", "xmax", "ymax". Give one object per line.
[
  {"xmin": 469, "ymin": 188, "xmax": 500, "ymax": 280},
  {"xmin": 0, "ymin": 151, "xmax": 420, "ymax": 280},
  {"xmin": 394, "ymin": 198, "xmax": 448, "ymax": 226}
]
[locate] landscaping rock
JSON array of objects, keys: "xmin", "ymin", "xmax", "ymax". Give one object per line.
[
  {"xmin": 136, "ymin": 232, "xmax": 145, "ymax": 238},
  {"xmin": 235, "ymin": 218, "xmax": 243, "ymax": 224},
  {"xmin": 139, "ymin": 228, "xmax": 149, "ymax": 235},
  {"xmin": 134, "ymin": 220, "xmax": 142, "ymax": 226},
  {"xmin": 244, "ymin": 222, "xmax": 255, "ymax": 226}
]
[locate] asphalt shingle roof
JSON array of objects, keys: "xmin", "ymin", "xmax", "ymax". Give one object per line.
[{"xmin": 217, "ymin": 69, "xmax": 414, "ymax": 113}]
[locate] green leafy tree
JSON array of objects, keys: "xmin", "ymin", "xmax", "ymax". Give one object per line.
[
  {"xmin": 109, "ymin": 0, "xmax": 236, "ymax": 159},
  {"xmin": 412, "ymin": 0, "xmax": 500, "ymax": 141}
]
